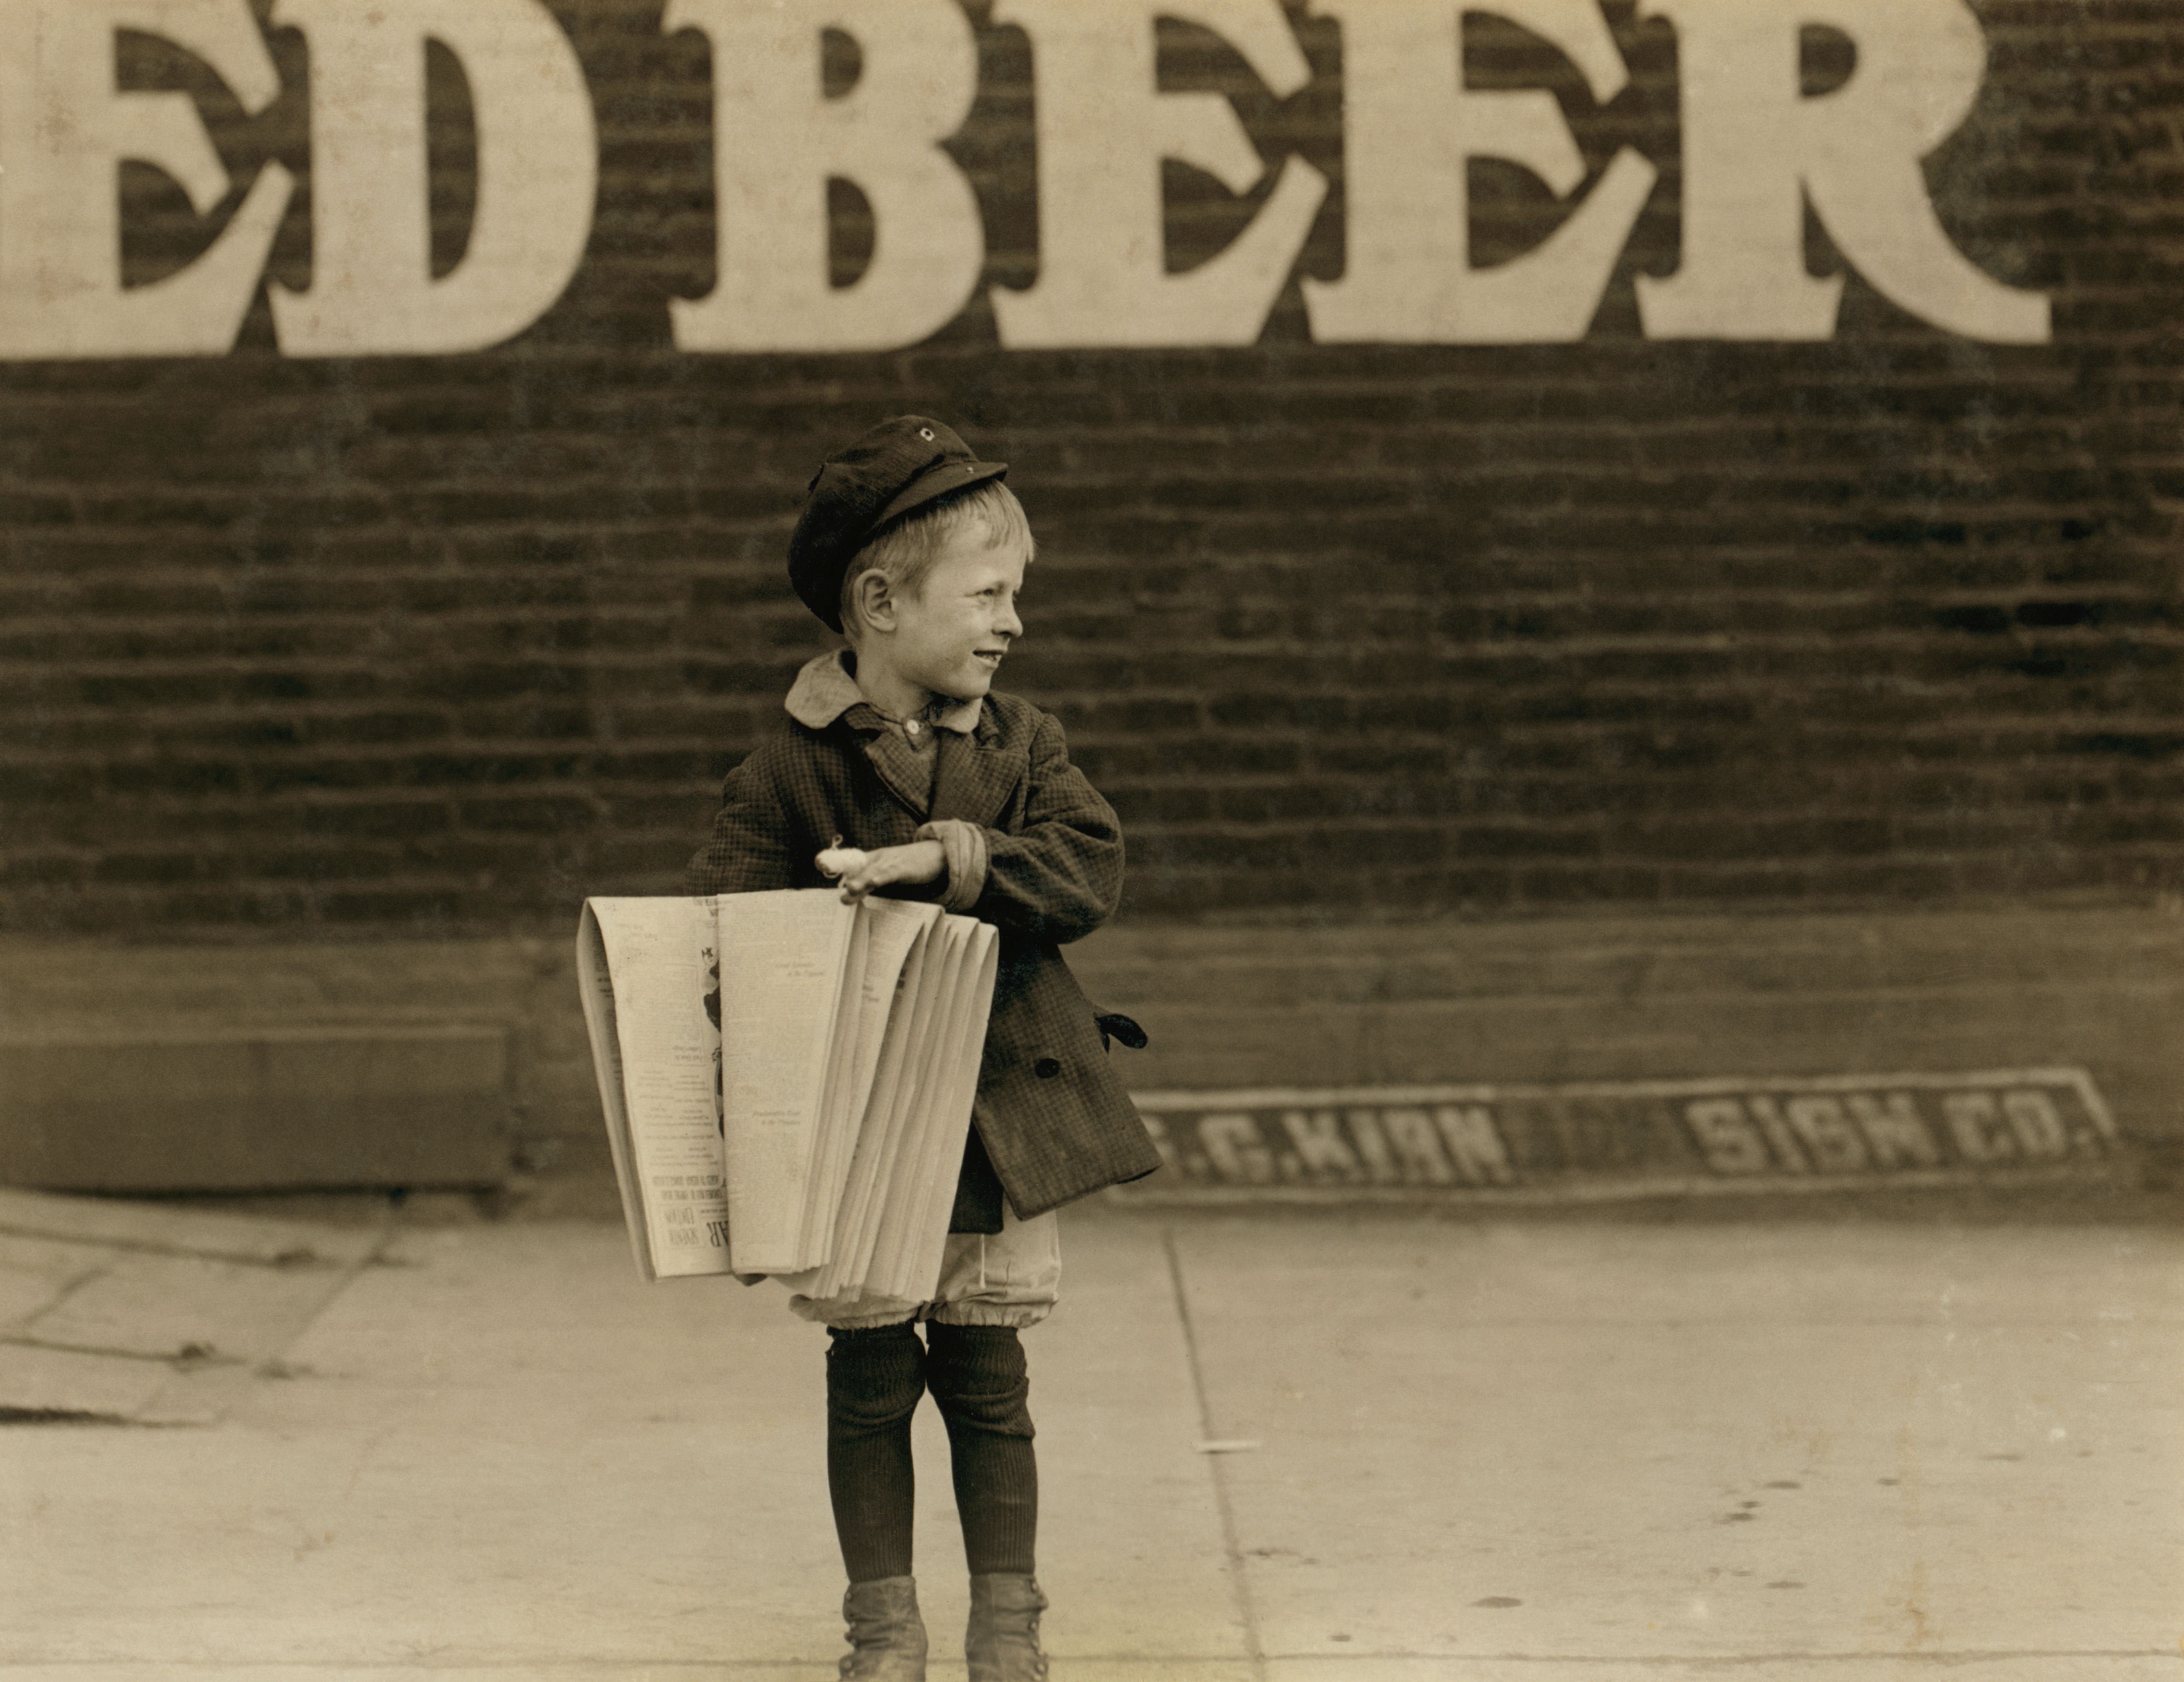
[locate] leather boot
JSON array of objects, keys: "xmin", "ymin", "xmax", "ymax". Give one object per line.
[
  {"xmin": 966, "ymin": 1572, "xmax": 1049, "ymax": 1682},
  {"xmin": 839, "ymin": 1575, "xmax": 926, "ymax": 1681}
]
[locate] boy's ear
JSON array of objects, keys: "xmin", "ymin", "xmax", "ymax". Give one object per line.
[{"xmin": 849, "ymin": 568, "xmax": 897, "ymax": 635}]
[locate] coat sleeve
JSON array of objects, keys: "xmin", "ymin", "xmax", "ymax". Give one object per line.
[
  {"xmin": 969, "ymin": 709, "xmax": 1123, "ymax": 946},
  {"xmin": 682, "ymin": 750, "xmax": 802, "ymax": 896}
]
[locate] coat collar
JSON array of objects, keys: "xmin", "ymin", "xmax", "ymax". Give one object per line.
[
  {"xmin": 785, "ymin": 650, "xmax": 983, "ymax": 736},
  {"xmin": 786, "ymin": 651, "xmax": 1022, "ymax": 827}
]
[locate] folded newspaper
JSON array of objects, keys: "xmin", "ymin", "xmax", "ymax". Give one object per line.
[{"xmin": 577, "ymin": 891, "xmax": 999, "ymax": 1299}]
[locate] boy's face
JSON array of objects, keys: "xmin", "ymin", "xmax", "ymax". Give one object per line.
[{"xmin": 887, "ymin": 524, "xmax": 1027, "ymax": 703}]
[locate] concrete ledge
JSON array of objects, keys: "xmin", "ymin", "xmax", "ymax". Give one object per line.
[
  {"xmin": 0, "ymin": 940, "xmax": 557, "ymax": 1193},
  {"xmin": 0, "ymin": 1026, "xmax": 508, "ymax": 1193},
  {"xmin": 0, "ymin": 903, "xmax": 2177, "ymax": 1199}
]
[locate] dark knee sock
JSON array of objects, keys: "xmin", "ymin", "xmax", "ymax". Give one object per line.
[
  {"xmin": 826, "ymin": 1321, "xmax": 926, "ymax": 1583},
  {"xmin": 924, "ymin": 1322, "xmax": 1037, "ymax": 1577}
]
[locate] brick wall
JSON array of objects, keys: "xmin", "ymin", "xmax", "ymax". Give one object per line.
[{"xmin": 1, "ymin": 0, "xmax": 2179, "ymax": 938}]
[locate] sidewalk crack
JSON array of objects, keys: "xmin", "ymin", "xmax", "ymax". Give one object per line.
[{"xmin": 1163, "ymin": 1225, "xmax": 1266, "ymax": 1682}]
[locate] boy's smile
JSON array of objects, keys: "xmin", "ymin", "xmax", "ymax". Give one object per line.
[{"xmin": 855, "ymin": 524, "xmax": 1028, "ymax": 717}]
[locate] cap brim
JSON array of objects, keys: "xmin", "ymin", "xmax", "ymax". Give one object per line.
[{"xmin": 872, "ymin": 458, "xmax": 1008, "ymax": 532}]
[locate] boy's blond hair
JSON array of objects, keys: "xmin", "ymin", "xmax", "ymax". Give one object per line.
[{"xmin": 838, "ymin": 479, "xmax": 1035, "ymax": 645}]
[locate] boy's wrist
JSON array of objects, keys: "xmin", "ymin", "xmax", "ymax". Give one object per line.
[{"xmin": 917, "ymin": 820, "xmax": 989, "ymax": 914}]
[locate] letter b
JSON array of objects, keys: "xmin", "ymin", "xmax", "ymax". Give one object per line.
[{"xmin": 668, "ymin": 0, "xmax": 986, "ymax": 353}]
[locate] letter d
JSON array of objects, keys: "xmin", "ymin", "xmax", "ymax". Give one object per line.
[{"xmin": 270, "ymin": 0, "xmax": 598, "ymax": 356}]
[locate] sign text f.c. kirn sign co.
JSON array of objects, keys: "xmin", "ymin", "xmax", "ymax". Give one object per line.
[{"xmin": 0, "ymin": 0, "xmax": 2048, "ymax": 359}]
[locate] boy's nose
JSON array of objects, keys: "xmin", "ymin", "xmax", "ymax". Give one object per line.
[{"xmin": 995, "ymin": 600, "xmax": 1022, "ymax": 637}]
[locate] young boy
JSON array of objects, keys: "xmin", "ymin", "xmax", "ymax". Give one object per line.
[{"xmin": 683, "ymin": 416, "xmax": 1162, "ymax": 1681}]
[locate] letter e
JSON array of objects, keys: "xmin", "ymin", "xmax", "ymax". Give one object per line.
[
  {"xmin": 0, "ymin": 0, "xmax": 294, "ymax": 357},
  {"xmin": 1305, "ymin": 0, "xmax": 1656, "ymax": 343},
  {"xmin": 993, "ymin": 0, "xmax": 1328, "ymax": 347}
]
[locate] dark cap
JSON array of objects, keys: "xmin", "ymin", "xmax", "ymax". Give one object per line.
[{"xmin": 787, "ymin": 416, "xmax": 1009, "ymax": 631}]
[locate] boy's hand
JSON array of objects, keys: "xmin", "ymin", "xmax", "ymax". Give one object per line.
[{"xmin": 816, "ymin": 840, "xmax": 944, "ymax": 904}]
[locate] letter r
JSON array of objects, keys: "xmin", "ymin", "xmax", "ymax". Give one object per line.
[{"xmin": 1637, "ymin": 0, "xmax": 2048, "ymax": 342}]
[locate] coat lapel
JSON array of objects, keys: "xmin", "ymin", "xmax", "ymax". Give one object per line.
[
  {"xmin": 930, "ymin": 717, "xmax": 1027, "ymax": 829},
  {"xmin": 859, "ymin": 728, "xmax": 936, "ymax": 820}
]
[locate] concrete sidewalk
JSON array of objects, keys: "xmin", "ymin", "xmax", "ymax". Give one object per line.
[{"xmin": 1, "ymin": 1193, "xmax": 2178, "ymax": 1680}]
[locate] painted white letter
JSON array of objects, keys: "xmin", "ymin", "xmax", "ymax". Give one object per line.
[
  {"xmin": 269, "ymin": 0, "xmax": 597, "ymax": 356},
  {"xmin": 668, "ymin": 0, "xmax": 983, "ymax": 353},
  {"xmin": 1637, "ymin": 0, "xmax": 2048, "ymax": 342},
  {"xmin": 993, "ymin": 0, "xmax": 1328, "ymax": 348},
  {"xmin": 1304, "ymin": 0, "xmax": 1656, "ymax": 343},
  {"xmin": 0, "ymin": 0, "xmax": 292, "ymax": 358}
]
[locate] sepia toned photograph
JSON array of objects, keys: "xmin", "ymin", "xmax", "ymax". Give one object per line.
[{"xmin": 1, "ymin": 1, "xmax": 2178, "ymax": 1676}]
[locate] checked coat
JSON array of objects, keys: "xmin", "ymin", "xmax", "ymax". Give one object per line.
[{"xmin": 683, "ymin": 663, "xmax": 1163, "ymax": 1226}]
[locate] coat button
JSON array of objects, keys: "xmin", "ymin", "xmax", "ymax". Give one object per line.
[{"xmin": 1033, "ymin": 1058, "xmax": 1061, "ymax": 1079}]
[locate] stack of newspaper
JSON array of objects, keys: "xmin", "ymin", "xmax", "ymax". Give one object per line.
[{"xmin": 578, "ymin": 890, "xmax": 999, "ymax": 1301}]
